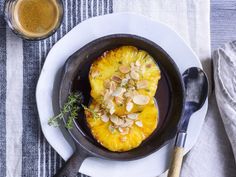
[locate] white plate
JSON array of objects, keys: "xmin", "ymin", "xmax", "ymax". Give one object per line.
[{"xmin": 36, "ymin": 13, "xmax": 208, "ymax": 177}]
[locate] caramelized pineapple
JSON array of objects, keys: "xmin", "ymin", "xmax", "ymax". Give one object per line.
[
  {"xmin": 85, "ymin": 100, "xmax": 158, "ymax": 152},
  {"xmin": 89, "ymin": 46, "xmax": 161, "ymax": 115}
]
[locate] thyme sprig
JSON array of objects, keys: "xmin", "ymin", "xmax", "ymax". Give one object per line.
[
  {"xmin": 48, "ymin": 92, "xmax": 83, "ymax": 129},
  {"xmin": 82, "ymin": 104, "xmax": 100, "ymax": 119}
]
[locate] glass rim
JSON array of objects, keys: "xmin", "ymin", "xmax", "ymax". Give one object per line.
[{"xmin": 4, "ymin": 0, "xmax": 64, "ymax": 41}]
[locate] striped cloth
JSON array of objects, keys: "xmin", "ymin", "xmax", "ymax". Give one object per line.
[{"xmin": 0, "ymin": 1, "xmax": 112, "ymax": 177}]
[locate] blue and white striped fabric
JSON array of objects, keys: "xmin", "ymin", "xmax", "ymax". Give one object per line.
[{"xmin": 0, "ymin": 1, "xmax": 112, "ymax": 177}]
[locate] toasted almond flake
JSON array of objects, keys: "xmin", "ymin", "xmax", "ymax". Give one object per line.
[
  {"xmin": 130, "ymin": 86, "xmax": 136, "ymax": 90},
  {"xmin": 109, "ymin": 106, "xmax": 115, "ymax": 115},
  {"xmin": 120, "ymin": 128, "xmax": 129, "ymax": 135},
  {"xmin": 111, "ymin": 75, "xmax": 122, "ymax": 83},
  {"xmin": 140, "ymin": 66, "xmax": 146, "ymax": 74},
  {"xmin": 127, "ymin": 113, "xmax": 139, "ymax": 120},
  {"xmin": 120, "ymin": 136, "xmax": 127, "ymax": 142},
  {"xmin": 130, "ymin": 62, "xmax": 135, "ymax": 68},
  {"xmin": 110, "ymin": 116, "xmax": 124, "ymax": 126},
  {"xmin": 101, "ymin": 114, "xmax": 109, "ymax": 122},
  {"xmin": 115, "ymin": 96, "xmax": 124, "ymax": 105},
  {"xmin": 103, "ymin": 90, "xmax": 111, "ymax": 102},
  {"xmin": 118, "ymin": 127, "xmax": 124, "ymax": 133},
  {"xmin": 121, "ymin": 119, "xmax": 134, "ymax": 128},
  {"xmin": 133, "ymin": 95, "xmax": 150, "ymax": 105},
  {"xmin": 104, "ymin": 80, "xmax": 110, "ymax": 88},
  {"xmin": 128, "ymin": 79, "xmax": 135, "ymax": 86},
  {"xmin": 102, "ymin": 51, "xmax": 108, "ymax": 57},
  {"xmin": 119, "ymin": 65, "xmax": 130, "ymax": 74},
  {"xmin": 126, "ymin": 102, "xmax": 133, "ymax": 112},
  {"xmin": 126, "ymin": 97, "xmax": 132, "ymax": 103},
  {"xmin": 130, "ymin": 71, "xmax": 140, "ymax": 80},
  {"xmin": 137, "ymin": 80, "xmax": 148, "ymax": 89},
  {"xmin": 109, "ymin": 81, "xmax": 117, "ymax": 92},
  {"xmin": 124, "ymin": 91, "xmax": 132, "ymax": 98},
  {"xmin": 110, "ymin": 115, "xmax": 118, "ymax": 124},
  {"xmin": 125, "ymin": 74, "xmax": 131, "ymax": 79},
  {"xmin": 108, "ymin": 124, "xmax": 115, "ymax": 133},
  {"xmin": 135, "ymin": 120, "xmax": 143, "ymax": 127},
  {"xmin": 91, "ymin": 70, "xmax": 99, "ymax": 78},
  {"xmin": 106, "ymin": 99, "xmax": 114, "ymax": 109},
  {"xmin": 112, "ymin": 87, "xmax": 126, "ymax": 97},
  {"xmin": 135, "ymin": 60, "xmax": 141, "ymax": 66},
  {"xmin": 121, "ymin": 78, "xmax": 129, "ymax": 86},
  {"xmin": 146, "ymin": 63, "xmax": 152, "ymax": 68},
  {"xmin": 94, "ymin": 104, "xmax": 100, "ymax": 112}
]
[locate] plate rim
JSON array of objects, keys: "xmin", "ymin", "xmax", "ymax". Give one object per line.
[{"xmin": 36, "ymin": 12, "xmax": 208, "ymax": 177}]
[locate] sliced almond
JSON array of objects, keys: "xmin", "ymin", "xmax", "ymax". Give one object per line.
[
  {"xmin": 135, "ymin": 120, "xmax": 143, "ymax": 127},
  {"xmin": 103, "ymin": 90, "xmax": 111, "ymax": 102},
  {"xmin": 126, "ymin": 102, "xmax": 133, "ymax": 112},
  {"xmin": 94, "ymin": 104, "xmax": 100, "ymax": 112},
  {"xmin": 135, "ymin": 60, "xmax": 141, "ymax": 66},
  {"xmin": 110, "ymin": 115, "xmax": 118, "ymax": 124},
  {"xmin": 146, "ymin": 63, "xmax": 152, "ymax": 68},
  {"xmin": 126, "ymin": 97, "xmax": 132, "ymax": 103},
  {"xmin": 106, "ymin": 99, "xmax": 114, "ymax": 109},
  {"xmin": 118, "ymin": 127, "xmax": 124, "ymax": 133},
  {"xmin": 91, "ymin": 70, "xmax": 99, "ymax": 78},
  {"xmin": 128, "ymin": 79, "xmax": 135, "ymax": 86},
  {"xmin": 125, "ymin": 74, "xmax": 131, "ymax": 79},
  {"xmin": 127, "ymin": 113, "xmax": 139, "ymax": 120},
  {"xmin": 101, "ymin": 114, "xmax": 109, "ymax": 122},
  {"xmin": 119, "ymin": 127, "xmax": 129, "ymax": 135},
  {"xmin": 124, "ymin": 91, "xmax": 132, "ymax": 98},
  {"xmin": 120, "ymin": 119, "xmax": 134, "ymax": 128},
  {"xmin": 111, "ymin": 75, "xmax": 122, "ymax": 83},
  {"xmin": 110, "ymin": 116, "xmax": 124, "ymax": 126},
  {"xmin": 121, "ymin": 78, "xmax": 129, "ymax": 86},
  {"xmin": 130, "ymin": 71, "xmax": 140, "ymax": 80},
  {"xmin": 109, "ymin": 81, "xmax": 117, "ymax": 92},
  {"xmin": 109, "ymin": 106, "xmax": 115, "ymax": 115},
  {"xmin": 137, "ymin": 80, "xmax": 148, "ymax": 89},
  {"xmin": 120, "ymin": 136, "xmax": 127, "ymax": 142},
  {"xmin": 133, "ymin": 95, "xmax": 150, "ymax": 105},
  {"xmin": 130, "ymin": 62, "xmax": 135, "ymax": 68},
  {"xmin": 115, "ymin": 96, "xmax": 124, "ymax": 105},
  {"xmin": 119, "ymin": 65, "xmax": 130, "ymax": 74},
  {"xmin": 104, "ymin": 80, "xmax": 110, "ymax": 88},
  {"xmin": 112, "ymin": 87, "xmax": 126, "ymax": 97}
]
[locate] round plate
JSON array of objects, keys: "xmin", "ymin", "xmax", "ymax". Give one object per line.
[{"xmin": 36, "ymin": 13, "xmax": 208, "ymax": 177}]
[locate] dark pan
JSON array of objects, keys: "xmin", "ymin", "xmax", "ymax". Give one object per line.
[{"xmin": 55, "ymin": 34, "xmax": 185, "ymax": 177}]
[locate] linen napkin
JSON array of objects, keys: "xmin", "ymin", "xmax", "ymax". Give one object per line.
[{"xmin": 180, "ymin": 44, "xmax": 236, "ymax": 177}]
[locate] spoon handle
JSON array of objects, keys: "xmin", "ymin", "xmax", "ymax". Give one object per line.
[
  {"xmin": 167, "ymin": 147, "xmax": 184, "ymax": 177},
  {"xmin": 167, "ymin": 132, "xmax": 187, "ymax": 177}
]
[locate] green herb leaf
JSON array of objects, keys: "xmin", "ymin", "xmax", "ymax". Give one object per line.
[
  {"xmin": 82, "ymin": 104, "xmax": 100, "ymax": 119},
  {"xmin": 48, "ymin": 92, "xmax": 83, "ymax": 129}
]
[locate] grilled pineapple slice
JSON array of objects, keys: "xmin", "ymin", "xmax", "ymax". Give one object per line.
[
  {"xmin": 85, "ymin": 100, "xmax": 158, "ymax": 152},
  {"xmin": 89, "ymin": 46, "xmax": 161, "ymax": 115}
]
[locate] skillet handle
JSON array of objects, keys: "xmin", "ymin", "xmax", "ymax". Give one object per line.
[{"xmin": 54, "ymin": 148, "xmax": 88, "ymax": 177}]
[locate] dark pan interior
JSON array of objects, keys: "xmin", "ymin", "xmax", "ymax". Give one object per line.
[{"xmin": 59, "ymin": 34, "xmax": 185, "ymax": 160}]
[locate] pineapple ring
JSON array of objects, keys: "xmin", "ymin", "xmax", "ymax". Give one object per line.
[
  {"xmin": 85, "ymin": 100, "xmax": 158, "ymax": 152},
  {"xmin": 89, "ymin": 46, "xmax": 161, "ymax": 116}
]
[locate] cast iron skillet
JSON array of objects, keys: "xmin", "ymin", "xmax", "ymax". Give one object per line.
[{"xmin": 55, "ymin": 34, "xmax": 185, "ymax": 177}]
